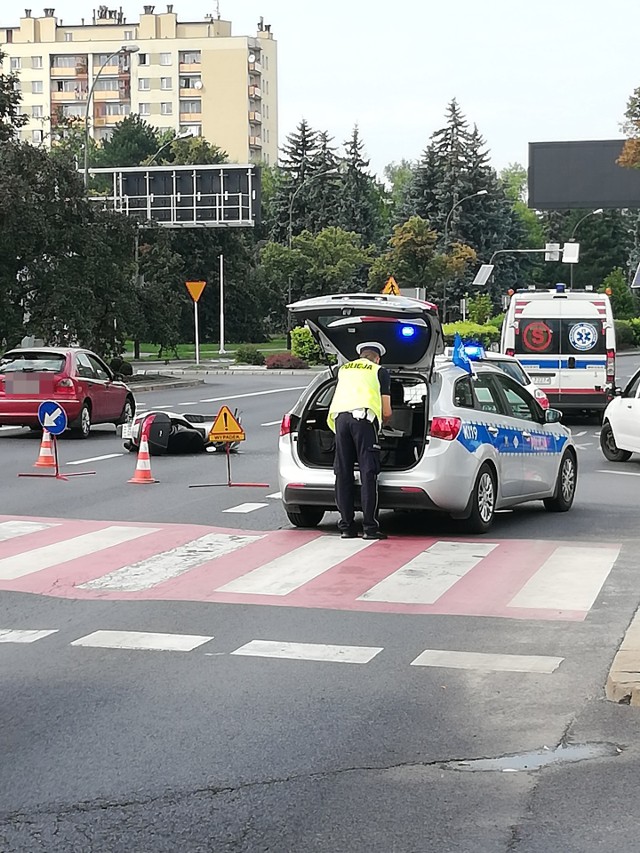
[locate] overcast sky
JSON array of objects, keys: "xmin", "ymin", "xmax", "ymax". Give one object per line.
[{"xmin": 13, "ymin": 0, "xmax": 639, "ymax": 176}]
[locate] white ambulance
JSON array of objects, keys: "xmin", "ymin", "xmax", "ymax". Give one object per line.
[{"xmin": 501, "ymin": 285, "xmax": 616, "ymax": 416}]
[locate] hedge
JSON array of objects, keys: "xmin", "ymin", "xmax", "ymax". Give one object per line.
[
  {"xmin": 234, "ymin": 345, "xmax": 265, "ymax": 365},
  {"xmin": 290, "ymin": 326, "xmax": 336, "ymax": 364},
  {"xmin": 442, "ymin": 322, "xmax": 501, "ymax": 349}
]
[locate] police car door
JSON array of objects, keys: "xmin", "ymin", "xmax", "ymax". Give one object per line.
[
  {"xmin": 470, "ymin": 371, "xmax": 522, "ymax": 498},
  {"xmin": 491, "ymin": 373, "xmax": 556, "ymax": 496}
]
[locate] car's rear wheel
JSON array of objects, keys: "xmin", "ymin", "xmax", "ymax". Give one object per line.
[
  {"xmin": 286, "ymin": 507, "xmax": 325, "ymax": 528},
  {"xmin": 544, "ymin": 451, "xmax": 577, "ymax": 512},
  {"xmin": 115, "ymin": 397, "xmax": 135, "ymax": 427},
  {"xmin": 72, "ymin": 403, "xmax": 91, "ymax": 439},
  {"xmin": 463, "ymin": 464, "xmax": 496, "ymax": 534},
  {"xmin": 600, "ymin": 421, "xmax": 631, "ymax": 462}
]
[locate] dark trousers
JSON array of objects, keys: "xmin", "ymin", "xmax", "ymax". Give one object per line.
[{"xmin": 334, "ymin": 413, "xmax": 381, "ymax": 535}]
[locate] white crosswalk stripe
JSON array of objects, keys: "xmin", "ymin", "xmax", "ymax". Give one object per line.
[
  {"xmin": 71, "ymin": 630, "xmax": 213, "ymax": 652},
  {"xmin": 0, "ymin": 520, "xmax": 57, "ymax": 542},
  {"xmin": 359, "ymin": 541, "xmax": 497, "ymax": 604},
  {"xmin": 0, "ymin": 629, "xmax": 58, "ymax": 643},
  {"xmin": 80, "ymin": 532, "xmax": 261, "ymax": 592},
  {"xmin": 222, "ymin": 503, "xmax": 269, "ymax": 514},
  {"xmin": 410, "ymin": 650, "xmax": 564, "ymax": 674},
  {"xmin": 216, "ymin": 536, "xmax": 375, "ymax": 596},
  {"xmin": 230, "ymin": 640, "xmax": 383, "ymax": 664}
]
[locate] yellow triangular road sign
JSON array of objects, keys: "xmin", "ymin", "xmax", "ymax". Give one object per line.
[
  {"xmin": 185, "ymin": 280, "xmax": 206, "ymax": 302},
  {"xmin": 382, "ymin": 276, "xmax": 400, "ymax": 296},
  {"xmin": 208, "ymin": 405, "xmax": 246, "ymax": 443}
]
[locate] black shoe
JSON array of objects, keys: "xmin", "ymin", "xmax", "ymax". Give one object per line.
[
  {"xmin": 362, "ymin": 531, "xmax": 387, "ymax": 540},
  {"xmin": 341, "ymin": 528, "xmax": 359, "ymax": 539}
]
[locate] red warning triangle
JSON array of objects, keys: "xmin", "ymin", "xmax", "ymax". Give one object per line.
[{"xmin": 208, "ymin": 405, "xmax": 246, "ymax": 442}]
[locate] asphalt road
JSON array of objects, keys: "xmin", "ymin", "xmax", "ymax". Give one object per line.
[{"xmin": 2, "ymin": 364, "xmax": 640, "ymax": 852}]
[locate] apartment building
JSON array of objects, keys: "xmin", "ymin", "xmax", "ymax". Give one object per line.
[{"xmin": 0, "ymin": 5, "xmax": 278, "ymax": 164}]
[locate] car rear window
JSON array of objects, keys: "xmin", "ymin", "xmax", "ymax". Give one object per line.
[
  {"xmin": 0, "ymin": 352, "xmax": 66, "ymax": 373},
  {"xmin": 492, "ymin": 359, "xmax": 528, "ymax": 385},
  {"xmin": 515, "ymin": 318, "xmax": 605, "ymax": 356}
]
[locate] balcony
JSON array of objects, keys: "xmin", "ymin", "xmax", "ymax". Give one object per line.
[
  {"xmin": 249, "ymin": 111, "xmax": 262, "ymax": 123},
  {"xmin": 179, "ymin": 62, "xmax": 201, "ymax": 73},
  {"xmin": 248, "ymin": 85, "xmax": 262, "ymax": 99},
  {"xmin": 94, "ymin": 90, "xmax": 121, "ymax": 101},
  {"xmin": 91, "ymin": 63, "xmax": 119, "ymax": 75},
  {"xmin": 50, "ymin": 90, "xmax": 87, "ymax": 102},
  {"xmin": 51, "ymin": 64, "xmax": 88, "ymax": 77},
  {"xmin": 94, "ymin": 113, "xmax": 128, "ymax": 126},
  {"xmin": 179, "ymin": 112, "xmax": 202, "ymax": 123},
  {"xmin": 249, "ymin": 61, "xmax": 262, "ymax": 74},
  {"xmin": 249, "ymin": 136, "xmax": 262, "ymax": 148},
  {"xmin": 179, "ymin": 87, "xmax": 202, "ymax": 97}
]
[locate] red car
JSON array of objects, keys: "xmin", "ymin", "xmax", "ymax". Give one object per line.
[{"xmin": 0, "ymin": 347, "xmax": 135, "ymax": 438}]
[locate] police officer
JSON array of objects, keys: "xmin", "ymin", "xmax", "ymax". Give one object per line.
[{"xmin": 327, "ymin": 342, "xmax": 392, "ymax": 540}]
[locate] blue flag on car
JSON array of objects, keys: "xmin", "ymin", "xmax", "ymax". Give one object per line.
[{"xmin": 452, "ymin": 333, "xmax": 474, "ymax": 375}]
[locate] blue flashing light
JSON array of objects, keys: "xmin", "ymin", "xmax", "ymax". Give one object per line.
[
  {"xmin": 463, "ymin": 344, "xmax": 485, "ymax": 361},
  {"xmin": 401, "ymin": 325, "xmax": 416, "ymax": 338},
  {"xmin": 555, "ymin": 282, "xmax": 567, "ymax": 293}
]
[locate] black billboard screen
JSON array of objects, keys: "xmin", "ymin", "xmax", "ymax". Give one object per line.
[{"xmin": 528, "ymin": 139, "xmax": 640, "ymax": 210}]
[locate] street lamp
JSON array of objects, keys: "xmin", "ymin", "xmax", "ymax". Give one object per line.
[
  {"xmin": 286, "ymin": 168, "xmax": 340, "ymax": 347},
  {"xmin": 442, "ymin": 189, "xmax": 489, "ymax": 320},
  {"xmin": 568, "ymin": 208, "xmax": 604, "ymax": 290},
  {"xmin": 147, "ymin": 129, "xmax": 192, "ymax": 165},
  {"xmin": 83, "ymin": 45, "xmax": 139, "ymax": 188}
]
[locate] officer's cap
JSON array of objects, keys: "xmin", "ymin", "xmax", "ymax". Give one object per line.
[{"xmin": 356, "ymin": 341, "xmax": 386, "ymax": 357}]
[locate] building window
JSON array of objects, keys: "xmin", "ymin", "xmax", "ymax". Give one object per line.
[
  {"xmin": 160, "ymin": 77, "xmax": 172, "ymax": 90},
  {"xmin": 179, "ymin": 99, "xmax": 201, "ymax": 114},
  {"xmin": 62, "ymin": 104, "xmax": 85, "ymax": 118},
  {"xmin": 32, "ymin": 81, "xmax": 43, "ymax": 94},
  {"xmin": 138, "ymin": 53, "xmax": 148, "ymax": 65},
  {"xmin": 180, "ymin": 125, "xmax": 201, "ymax": 137},
  {"xmin": 138, "ymin": 78, "xmax": 150, "ymax": 91},
  {"xmin": 55, "ymin": 54, "xmax": 83, "ymax": 67},
  {"xmin": 93, "ymin": 53, "xmax": 116, "ymax": 66},
  {"xmin": 13, "ymin": 80, "xmax": 21, "ymax": 92},
  {"xmin": 124, "ymin": 30, "xmax": 133, "ymax": 40},
  {"xmin": 94, "ymin": 78, "xmax": 120, "ymax": 91},
  {"xmin": 32, "ymin": 129, "xmax": 43, "ymax": 143},
  {"xmin": 160, "ymin": 102, "xmax": 173, "ymax": 115},
  {"xmin": 64, "ymin": 32, "xmax": 73, "ymax": 41},
  {"xmin": 102, "ymin": 103, "xmax": 130, "ymax": 116},
  {"xmin": 10, "ymin": 57, "xmax": 21, "ymax": 71},
  {"xmin": 32, "ymin": 56, "xmax": 43, "ymax": 69},
  {"xmin": 6, "ymin": 29, "xmax": 13, "ymax": 43},
  {"xmin": 32, "ymin": 105, "xmax": 43, "ymax": 118},
  {"xmin": 179, "ymin": 76, "xmax": 201, "ymax": 89},
  {"xmin": 139, "ymin": 102, "xmax": 150, "ymax": 115},
  {"xmin": 179, "ymin": 50, "xmax": 201, "ymax": 64},
  {"xmin": 160, "ymin": 52, "xmax": 172, "ymax": 66}
]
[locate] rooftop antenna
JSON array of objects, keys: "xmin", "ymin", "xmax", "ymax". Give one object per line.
[{"xmin": 215, "ymin": 0, "xmax": 220, "ymax": 18}]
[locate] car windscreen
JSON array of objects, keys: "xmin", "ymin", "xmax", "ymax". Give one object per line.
[
  {"xmin": 0, "ymin": 352, "xmax": 66, "ymax": 373},
  {"xmin": 514, "ymin": 318, "xmax": 605, "ymax": 356},
  {"xmin": 492, "ymin": 359, "xmax": 529, "ymax": 385}
]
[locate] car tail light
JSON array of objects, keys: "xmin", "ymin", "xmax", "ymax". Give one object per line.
[
  {"xmin": 534, "ymin": 388, "xmax": 549, "ymax": 409},
  {"xmin": 505, "ymin": 348, "xmax": 515, "ymax": 357},
  {"xmin": 606, "ymin": 349, "xmax": 615, "ymax": 384},
  {"xmin": 55, "ymin": 377, "xmax": 74, "ymax": 392},
  {"xmin": 280, "ymin": 413, "xmax": 300, "ymax": 436},
  {"xmin": 430, "ymin": 416, "xmax": 462, "ymax": 441}
]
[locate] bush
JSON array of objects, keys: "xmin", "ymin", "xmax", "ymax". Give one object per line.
[
  {"xmin": 487, "ymin": 313, "xmax": 505, "ymax": 331},
  {"xmin": 109, "ymin": 357, "xmax": 133, "ymax": 376},
  {"xmin": 442, "ymin": 322, "xmax": 501, "ymax": 349},
  {"xmin": 628, "ymin": 318, "xmax": 640, "ymax": 347},
  {"xmin": 290, "ymin": 326, "xmax": 325, "ymax": 364},
  {"xmin": 265, "ymin": 354, "xmax": 309, "ymax": 369},
  {"xmin": 614, "ymin": 319, "xmax": 635, "ymax": 350},
  {"xmin": 234, "ymin": 345, "xmax": 266, "ymax": 365}
]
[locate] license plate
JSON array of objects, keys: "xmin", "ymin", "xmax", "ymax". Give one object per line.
[
  {"xmin": 532, "ymin": 376, "xmax": 553, "ymax": 385},
  {"xmin": 121, "ymin": 423, "xmax": 133, "ymax": 439}
]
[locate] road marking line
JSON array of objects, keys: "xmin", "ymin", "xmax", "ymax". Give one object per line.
[
  {"xmin": 0, "ymin": 629, "xmax": 58, "ymax": 644},
  {"xmin": 0, "ymin": 526, "xmax": 159, "ymax": 581},
  {"xmin": 216, "ymin": 537, "xmax": 375, "ymax": 596},
  {"xmin": 596, "ymin": 469, "xmax": 640, "ymax": 477},
  {"xmin": 574, "ymin": 430, "xmax": 587, "ymax": 437},
  {"xmin": 0, "ymin": 426, "xmax": 23, "ymax": 432},
  {"xmin": 359, "ymin": 541, "xmax": 497, "ymax": 604},
  {"xmin": 67, "ymin": 453, "xmax": 123, "ymax": 466},
  {"xmin": 230, "ymin": 640, "xmax": 383, "ymax": 664},
  {"xmin": 261, "ymin": 420, "xmax": 281, "ymax": 426},
  {"xmin": 71, "ymin": 630, "xmax": 213, "ymax": 652},
  {"xmin": 80, "ymin": 532, "xmax": 261, "ymax": 592},
  {"xmin": 266, "ymin": 492, "xmax": 281, "ymax": 500},
  {"xmin": 177, "ymin": 402, "xmax": 199, "ymax": 407},
  {"xmin": 222, "ymin": 503, "xmax": 269, "ymax": 514},
  {"xmin": 0, "ymin": 521, "xmax": 57, "ymax": 542},
  {"xmin": 508, "ymin": 545, "xmax": 620, "ymax": 612},
  {"xmin": 410, "ymin": 650, "xmax": 564, "ymax": 674},
  {"xmin": 200, "ymin": 387, "xmax": 306, "ymax": 403}
]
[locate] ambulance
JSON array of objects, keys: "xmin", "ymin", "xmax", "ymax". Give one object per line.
[{"xmin": 501, "ymin": 285, "xmax": 616, "ymax": 416}]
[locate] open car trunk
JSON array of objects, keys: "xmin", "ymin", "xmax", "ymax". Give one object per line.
[{"xmin": 298, "ymin": 372, "xmax": 429, "ymax": 471}]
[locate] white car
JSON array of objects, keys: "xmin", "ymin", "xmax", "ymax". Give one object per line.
[
  {"xmin": 442, "ymin": 348, "xmax": 549, "ymax": 410},
  {"xmin": 278, "ymin": 293, "xmax": 577, "ymax": 533},
  {"xmin": 600, "ymin": 369, "xmax": 640, "ymax": 462}
]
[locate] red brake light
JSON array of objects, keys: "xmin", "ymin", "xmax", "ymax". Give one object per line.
[
  {"xmin": 606, "ymin": 349, "xmax": 615, "ymax": 384},
  {"xmin": 431, "ymin": 416, "xmax": 462, "ymax": 441},
  {"xmin": 506, "ymin": 348, "xmax": 515, "ymax": 357},
  {"xmin": 55, "ymin": 377, "xmax": 74, "ymax": 393},
  {"xmin": 280, "ymin": 414, "xmax": 292, "ymax": 436}
]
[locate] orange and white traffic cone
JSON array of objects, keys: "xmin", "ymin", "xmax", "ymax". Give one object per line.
[
  {"xmin": 34, "ymin": 430, "xmax": 56, "ymax": 468},
  {"xmin": 128, "ymin": 435, "xmax": 157, "ymax": 484}
]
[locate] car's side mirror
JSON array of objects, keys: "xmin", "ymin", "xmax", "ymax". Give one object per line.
[
  {"xmin": 614, "ymin": 386, "xmax": 623, "ymax": 397},
  {"xmin": 545, "ymin": 408, "xmax": 563, "ymax": 424}
]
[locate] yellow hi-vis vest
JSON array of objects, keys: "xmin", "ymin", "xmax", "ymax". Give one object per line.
[{"xmin": 327, "ymin": 358, "xmax": 382, "ymax": 433}]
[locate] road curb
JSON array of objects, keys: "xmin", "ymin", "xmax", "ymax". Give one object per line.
[
  {"xmin": 132, "ymin": 378, "xmax": 206, "ymax": 392},
  {"xmin": 138, "ymin": 368, "xmax": 322, "ymax": 377},
  {"xmin": 605, "ymin": 607, "xmax": 640, "ymax": 704}
]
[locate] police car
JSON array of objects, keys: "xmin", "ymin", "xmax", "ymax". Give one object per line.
[{"xmin": 278, "ymin": 293, "xmax": 577, "ymax": 533}]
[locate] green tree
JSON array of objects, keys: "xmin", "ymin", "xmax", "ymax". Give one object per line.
[
  {"xmin": 468, "ymin": 294, "xmax": 493, "ymax": 325},
  {"xmin": 619, "ymin": 86, "xmax": 640, "ymax": 169},
  {"xmin": 305, "ymin": 130, "xmax": 342, "ymax": 233},
  {"xmin": 270, "ymin": 119, "xmax": 321, "ymax": 242},
  {"xmin": 384, "ymin": 159, "xmax": 414, "ymax": 226},
  {"xmin": 96, "ymin": 114, "xmax": 160, "ymax": 168},
  {"xmin": 338, "ymin": 125, "xmax": 384, "ymax": 246},
  {"xmin": 601, "ymin": 267, "xmax": 637, "ymax": 319},
  {"xmin": 157, "ymin": 134, "xmax": 228, "ymax": 165},
  {"xmin": 0, "ymin": 48, "xmax": 27, "ymax": 141}
]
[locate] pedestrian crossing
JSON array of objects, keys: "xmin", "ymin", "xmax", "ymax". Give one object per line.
[{"xmin": 0, "ymin": 515, "xmax": 621, "ymax": 621}]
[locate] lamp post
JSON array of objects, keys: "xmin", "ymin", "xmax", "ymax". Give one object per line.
[
  {"xmin": 568, "ymin": 208, "xmax": 604, "ymax": 290},
  {"xmin": 286, "ymin": 168, "xmax": 340, "ymax": 348},
  {"xmin": 147, "ymin": 129, "xmax": 191, "ymax": 165},
  {"xmin": 442, "ymin": 189, "xmax": 488, "ymax": 320},
  {"xmin": 83, "ymin": 45, "xmax": 139, "ymax": 189}
]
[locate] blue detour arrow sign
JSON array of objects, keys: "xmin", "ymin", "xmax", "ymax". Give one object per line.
[{"xmin": 38, "ymin": 400, "xmax": 68, "ymax": 436}]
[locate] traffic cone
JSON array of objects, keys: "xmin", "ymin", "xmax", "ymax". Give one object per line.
[
  {"xmin": 34, "ymin": 430, "xmax": 56, "ymax": 468},
  {"xmin": 128, "ymin": 435, "xmax": 157, "ymax": 484}
]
